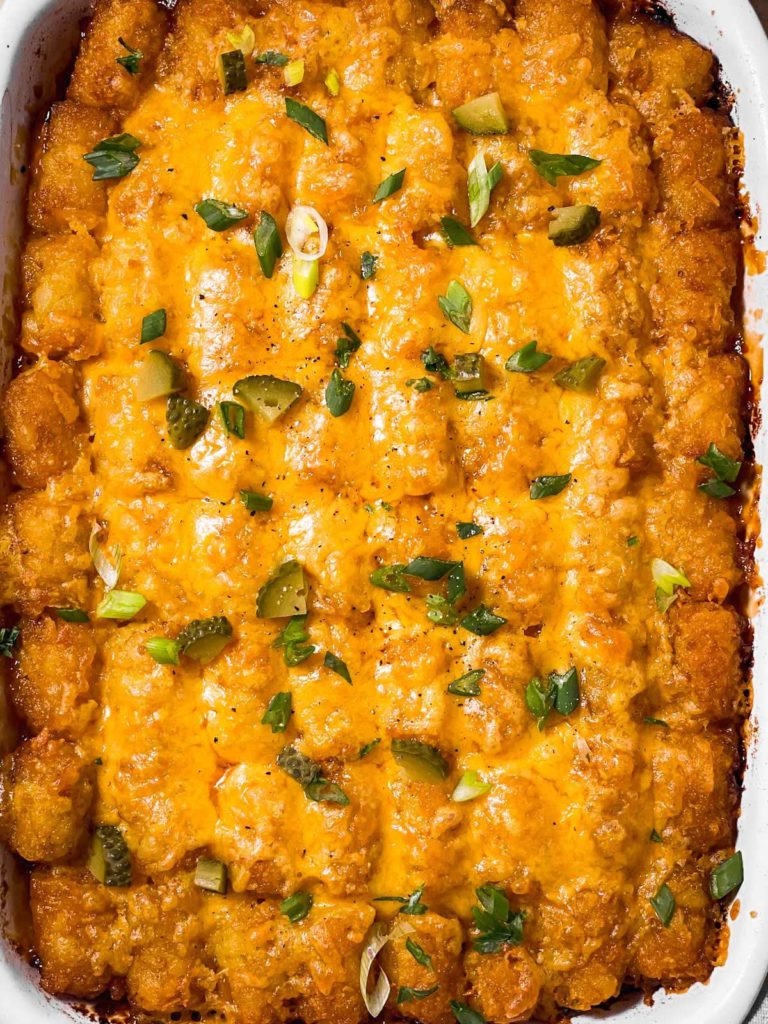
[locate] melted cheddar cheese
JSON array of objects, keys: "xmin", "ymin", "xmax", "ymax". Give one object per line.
[{"xmin": 0, "ymin": 0, "xmax": 749, "ymax": 1021}]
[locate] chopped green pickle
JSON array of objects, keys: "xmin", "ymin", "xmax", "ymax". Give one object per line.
[
  {"xmin": 452, "ymin": 353, "xmax": 486, "ymax": 396},
  {"xmin": 166, "ymin": 394, "xmax": 209, "ymax": 449},
  {"xmin": 548, "ymin": 205, "xmax": 601, "ymax": 247},
  {"xmin": 176, "ymin": 616, "xmax": 233, "ymax": 663},
  {"xmin": 217, "ymin": 50, "xmax": 247, "ymax": 94},
  {"xmin": 257, "ymin": 560, "xmax": 308, "ymax": 618},
  {"xmin": 138, "ymin": 350, "xmax": 184, "ymax": 402},
  {"xmin": 195, "ymin": 858, "xmax": 228, "ymax": 894},
  {"xmin": 88, "ymin": 825, "xmax": 132, "ymax": 887},
  {"xmin": 233, "ymin": 374, "xmax": 302, "ymax": 423},
  {"xmin": 452, "ymin": 92, "xmax": 509, "ymax": 134},
  {"xmin": 391, "ymin": 738, "xmax": 449, "ymax": 783}
]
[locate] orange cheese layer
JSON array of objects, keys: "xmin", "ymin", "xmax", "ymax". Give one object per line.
[{"xmin": 0, "ymin": 0, "xmax": 748, "ymax": 1021}]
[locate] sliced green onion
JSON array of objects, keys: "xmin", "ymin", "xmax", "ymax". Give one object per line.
[
  {"xmin": 397, "ymin": 985, "xmax": 439, "ymax": 1004},
  {"xmin": 285, "ymin": 97, "xmax": 328, "ymax": 144},
  {"xmin": 505, "ymin": 340, "xmax": 551, "ymax": 374},
  {"xmin": 451, "ymin": 1002, "xmax": 486, "ymax": 1024},
  {"xmin": 262, "ymin": 691, "xmax": 293, "ymax": 732},
  {"xmin": 360, "ymin": 251, "xmax": 378, "ymax": 279},
  {"xmin": 96, "ymin": 590, "xmax": 146, "ymax": 620},
  {"xmin": 697, "ymin": 443, "xmax": 741, "ymax": 483},
  {"xmin": 325, "ymin": 369, "xmax": 355, "ymax": 417},
  {"xmin": 255, "ymin": 50, "xmax": 289, "ymax": 66},
  {"xmin": 194, "ymin": 858, "xmax": 227, "ymax": 894},
  {"xmin": 240, "ymin": 489, "xmax": 273, "ymax": 513},
  {"xmin": 370, "ymin": 564, "xmax": 410, "ymax": 593},
  {"xmin": 710, "ymin": 852, "xmax": 743, "ymax": 900},
  {"xmin": 335, "ymin": 322, "xmax": 361, "ymax": 369},
  {"xmin": 652, "ymin": 558, "xmax": 691, "ymax": 595},
  {"xmin": 471, "ymin": 884, "xmax": 524, "ymax": 951},
  {"xmin": 406, "ymin": 377, "xmax": 433, "ymax": 392},
  {"xmin": 145, "ymin": 637, "xmax": 181, "ymax": 665},
  {"xmin": 325, "ymin": 68, "xmax": 341, "ymax": 95},
  {"xmin": 699, "ymin": 479, "xmax": 736, "ymax": 498},
  {"xmin": 650, "ymin": 883, "xmax": 675, "ymax": 927},
  {"xmin": 373, "ymin": 886, "xmax": 427, "ymax": 915},
  {"xmin": 551, "ymin": 667, "xmax": 580, "ymax": 716},
  {"xmin": 467, "ymin": 153, "xmax": 502, "ymax": 228},
  {"xmin": 359, "ymin": 920, "xmax": 414, "ymax": 1017},
  {"xmin": 226, "ymin": 25, "xmax": 255, "ymax": 52},
  {"xmin": 324, "ymin": 650, "xmax": 351, "ymax": 683},
  {"xmin": 456, "ymin": 521, "xmax": 482, "ymax": 539},
  {"xmin": 219, "ymin": 401, "xmax": 246, "ymax": 438},
  {"xmin": 293, "ymin": 256, "xmax": 319, "ymax": 298},
  {"xmin": 643, "ymin": 715, "xmax": 669, "ymax": 728},
  {"xmin": 530, "ymin": 474, "xmax": 571, "ymax": 500},
  {"xmin": 274, "ymin": 615, "xmax": 316, "ymax": 666},
  {"xmin": 460, "ymin": 605, "xmax": 506, "ymax": 636},
  {"xmin": 373, "ymin": 168, "xmax": 406, "ymax": 203},
  {"xmin": 280, "ymin": 890, "xmax": 313, "ymax": 922},
  {"xmin": 116, "ymin": 37, "xmax": 143, "ymax": 75},
  {"xmin": 447, "ymin": 669, "xmax": 484, "ymax": 696},
  {"xmin": 283, "ymin": 58, "xmax": 305, "ymax": 86},
  {"xmin": 140, "ymin": 308, "xmax": 166, "ymax": 344},
  {"xmin": 89, "ymin": 523, "xmax": 122, "ymax": 591},
  {"xmin": 440, "ymin": 216, "xmax": 477, "ymax": 247},
  {"xmin": 194, "ymin": 198, "xmax": 248, "ymax": 231},
  {"xmin": 254, "ymin": 212, "xmax": 283, "ymax": 278},
  {"xmin": 0, "ymin": 627, "xmax": 20, "ymax": 658},
  {"xmin": 405, "ymin": 938, "xmax": 433, "ymax": 971},
  {"xmin": 438, "ymin": 280, "xmax": 472, "ymax": 334},
  {"xmin": 628, "ymin": 535, "xmax": 639, "ymax": 547},
  {"xmin": 83, "ymin": 134, "xmax": 141, "ymax": 180},
  {"xmin": 525, "ymin": 676, "xmax": 555, "ymax": 730},
  {"xmin": 391, "ymin": 739, "xmax": 449, "ymax": 782},
  {"xmin": 359, "ymin": 738, "xmax": 381, "ymax": 759},
  {"xmin": 528, "ymin": 150, "xmax": 602, "ymax": 186},
  {"xmin": 452, "ymin": 769, "xmax": 492, "ymax": 802},
  {"xmin": 421, "ymin": 345, "xmax": 452, "ymax": 379},
  {"xmin": 553, "ymin": 356, "xmax": 606, "ymax": 392},
  {"xmin": 55, "ymin": 608, "xmax": 90, "ymax": 623},
  {"xmin": 286, "ymin": 205, "xmax": 328, "ymax": 261}
]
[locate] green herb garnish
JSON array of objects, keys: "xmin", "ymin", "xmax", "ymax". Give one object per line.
[
  {"xmin": 553, "ymin": 356, "xmax": 606, "ymax": 392},
  {"xmin": 0, "ymin": 626, "xmax": 20, "ymax": 657},
  {"xmin": 324, "ymin": 650, "xmax": 351, "ymax": 683},
  {"xmin": 397, "ymin": 986, "xmax": 439, "ymax": 1004},
  {"xmin": 528, "ymin": 150, "xmax": 602, "ymax": 186},
  {"xmin": 373, "ymin": 168, "xmax": 406, "ymax": 203},
  {"xmin": 460, "ymin": 605, "xmax": 506, "ymax": 635},
  {"xmin": 406, "ymin": 377, "xmax": 433, "ymax": 392},
  {"xmin": 406, "ymin": 938, "xmax": 434, "ymax": 970},
  {"xmin": 254, "ymin": 212, "xmax": 282, "ymax": 278},
  {"xmin": 359, "ymin": 738, "xmax": 381, "ymax": 759},
  {"xmin": 335, "ymin": 322, "xmax": 361, "ymax": 369},
  {"xmin": 467, "ymin": 153, "xmax": 502, "ymax": 228},
  {"xmin": 116, "ymin": 37, "xmax": 143, "ymax": 75},
  {"xmin": 194, "ymin": 198, "xmax": 248, "ymax": 231},
  {"xmin": 219, "ymin": 401, "xmax": 246, "ymax": 439},
  {"xmin": 240, "ymin": 489, "xmax": 273, "ymax": 513},
  {"xmin": 140, "ymin": 308, "xmax": 166, "ymax": 344},
  {"xmin": 530, "ymin": 474, "xmax": 571, "ymax": 500},
  {"xmin": 650, "ymin": 883, "xmax": 675, "ymax": 927},
  {"xmin": 325, "ymin": 369, "xmax": 355, "ymax": 416},
  {"xmin": 440, "ymin": 216, "xmax": 477, "ymax": 247},
  {"xmin": 55, "ymin": 608, "xmax": 90, "ymax": 623},
  {"xmin": 450, "ymin": 1002, "xmax": 486, "ymax": 1024},
  {"xmin": 697, "ymin": 442, "xmax": 741, "ymax": 498},
  {"xmin": 373, "ymin": 885, "xmax": 428, "ymax": 915},
  {"xmin": 361, "ymin": 251, "xmax": 378, "ymax": 279},
  {"xmin": 273, "ymin": 615, "xmax": 316, "ymax": 666},
  {"xmin": 472, "ymin": 884, "xmax": 524, "ymax": 952},
  {"xmin": 280, "ymin": 890, "xmax": 313, "ymax": 922},
  {"xmin": 83, "ymin": 133, "xmax": 141, "ymax": 180},
  {"xmin": 643, "ymin": 716, "xmax": 669, "ymax": 728},
  {"xmin": 421, "ymin": 346, "xmax": 452, "ymax": 379},
  {"xmin": 255, "ymin": 50, "xmax": 290, "ymax": 66},
  {"xmin": 285, "ymin": 97, "xmax": 327, "ymax": 143},
  {"xmin": 505, "ymin": 341, "xmax": 552, "ymax": 374},
  {"xmin": 710, "ymin": 852, "xmax": 743, "ymax": 900},
  {"xmin": 262, "ymin": 691, "xmax": 293, "ymax": 732},
  {"xmin": 650, "ymin": 829, "xmax": 663, "ymax": 843},
  {"xmin": 438, "ymin": 280, "xmax": 472, "ymax": 334},
  {"xmin": 370, "ymin": 564, "xmax": 410, "ymax": 593},
  {"xmin": 447, "ymin": 669, "xmax": 484, "ymax": 696},
  {"xmin": 277, "ymin": 746, "xmax": 349, "ymax": 804},
  {"xmin": 456, "ymin": 521, "xmax": 482, "ymax": 539}
]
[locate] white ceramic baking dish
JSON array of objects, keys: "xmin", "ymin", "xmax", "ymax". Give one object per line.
[{"xmin": 1, "ymin": 0, "xmax": 768, "ymax": 1021}]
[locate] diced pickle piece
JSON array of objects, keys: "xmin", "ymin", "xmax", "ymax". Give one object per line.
[
  {"xmin": 391, "ymin": 738, "xmax": 450, "ymax": 782},
  {"xmin": 176, "ymin": 616, "xmax": 233, "ymax": 663},
  {"xmin": 257, "ymin": 560, "xmax": 308, "ymax": 618},
  {"xmin": 548, "ymin": 205, "xmax": 601, "ymax": 247},
  {"xmin": 218, "ymin": 50, "xmax": 247, "ymax": 94},
  {"xmin": 195, "ymin": 857, "xmax": 228, "ymax": 893},
  {"xmin": 233, "ymin": 375, "xmax": 302, "ymax": 424},
  {"xmin": 137, "ymin": 350, "xmax": 184, "ymax": 402},
  {"xmin": 88, "ymin": 825, "xmax": 132, "ymax": 887},
  {"xmin": 452, "ymin": 92, "xmax": 509, "ymax": 134},
  {"xmin": 166, "ymin": 394, "xmax": 209, "ymax": 449},
  {"xmin": 453, "ymin": 353, "xmax": 486, "ymax": 395}
]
